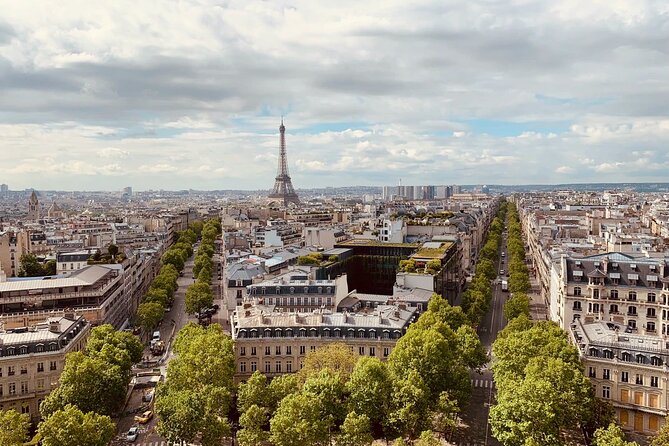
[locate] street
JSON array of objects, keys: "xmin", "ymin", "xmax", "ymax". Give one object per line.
[
  {"xmin": 113, "ymin": 250, "xmax": 199, "ymax": 445},
  {"xmin": 452, "ymin": 224, "xmax": 509, "ymax": 446}
]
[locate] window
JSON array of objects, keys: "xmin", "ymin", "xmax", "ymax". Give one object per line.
[
  {"xmin": 0, "ymin": 367, "xmax": 2, "ymax": 377},
  {"xmin": 603, "ymin": 369, "xmax": 610, "ymax": 380},
  {"xmin": 359, "ymin": 346, "xmax": 365, "ymax": 355},
  {"xmin": 8, "ymin": 366, "xmax": 15, "ymax": 376},
  {"xmin": 573, "ymin": 301, "xmax": 582, "ymax": 311},
  {"xmin": 593, "ymin": 289, "xmax": 600, "ymax": 299},
  {"xmin": 574, "ymin": 286, "xmax": 582, "ymax": 296},
  {"xmin": 610, "ymin": 290, "xmax": 618, "ymax": 299},
  {"xmin": 621, "ymin": 371, "xmax": 629, "ymax": 382},
  {"xmin": 649, "ymin": 293, "xmax": 657, "ymax": 303},
  {"xmin": 310, "ymin": 346, "xmax": 316, "ymax": 352},
  {"xmin": 589, "ymin": 348, "xmax": 600, "ymax": 357},
  {"xmin": 287, "ymin": 361, "xmax": 292, "ymax": 373},
  {"xmin": 628, "ymin": 306, "xmax": 637, "ymax": 315},
  {"xmin": 637, "ymin": 355, "xmax": 647, "ymax": 365},
  {"xmin": 251, "ymin": 361, "xmax": 257, "ymax": 372},
  {"xmin": 9, "ymin": 383, "xmax": 16, "ymax": 395},
  {"xmin": 628, "ymin": 320, "xmax": 637, "ymax": 329},
  {"xmin": 37, "ymin": 379, "xmax": 44, "ymax": 391},
  {"xmin": 648, "ymin": 308, "xmax": 656, "ymax": 317},
  {"xmin": 651, "ymin": 356, "xmax": 663, "ymax": 366},
  {"xmin": 603, "ymin": 350, "xmax": 614, "ymax": 359},
  {"xmin": 20, "ymin": 365, "xmax": 27, "ymax": 375},
  {"xmin": 251, "ymin": 347, "xmax": 257, "ymax": 356},
  {"xmin": 286, "ymin": 346, "xmax": 292, "ymax": 355},
  {"xmin": 648, "ymin": 322, "xmax": 656, "ymax": 332},
  {"xmin": 651, "ymin": 376, "xmax": 659, "ymax": 388},
  {"xmin": 369, "ymin": 347, "xmax": 375, "ymax": 356},
  {"xmin": 276, "ymin": 346, "xmax": 281, "ymax": 355},
  {"xmin": 240, "ymin": 362, "xmax": 247, "ymax": 373},
  {"xmin": 636, "ymin": 374, "xmax": 644, "ymax": 385},
  {"xmin": 37, "ymin": 363, "xmax": 44, "ymax": 373},
  {"xmin": 628, "ymin": 291, "xmax": 637, "ymax": 301},
  {"xmin": 265, "ymin": 361, "xmax": 271, "ymax": 373},
  {"xmin": 383, "ymin": 347, "xmax": 390, "ymax": 357},
  {"xmin": 50, "ymin": 361, "xmax": 57, "ymax": 371},
  {"xmin": 240, "ymin": 347, "xmax": 246, "ymax": 356},
  {"xmin": 300, "ymin": 346, "xmax": 306, "ymax": 355},
  {"xmin": 610, "ymin": 304, "xmax": 619, "ymax": 314},
  {"xmin": 265, "ymin": 346, "xmax": 271, "ymax": 356},
  {"xmin": 603, "ymin": 386, "xmax": 610, "ymax": 399},
  {"xmin": 276, "ymin": 361, "xmax": 282, "ymax": 373},
  {"xmin": 621, "ymin": 352, "xmax": 632, "ymax": 362},
  {"xmin": 589, "ymin": 367, "xmax": 596, "ymax": 378}
]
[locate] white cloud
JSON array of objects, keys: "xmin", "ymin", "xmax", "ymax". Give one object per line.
[
  {"xmin": 555, "ymin": 166, "xmax": 575, "ymax": 174},
  {"xmin": 1, "ymin": 0, "xmax": 668, "ymax": 189}
]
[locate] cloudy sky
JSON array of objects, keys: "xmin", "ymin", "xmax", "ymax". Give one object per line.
[{"xmin": 1, "ymin": 0, "xmax": 668, "ymax": 191}]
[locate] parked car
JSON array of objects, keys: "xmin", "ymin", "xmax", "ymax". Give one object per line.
[
  {"xmin": 126, "ymin": 426, "xmax": 139, "ymax": 442},
  {"xmin": 134, "ymin": 410, "xmax": 153, "ymax": 424},
  {"xmin": 499, "ymin": 269, "xmax": 505, "ymax": 276},
  {"xmin": 152, "ymin": 331, "xmax": 161, "ymax": 342}
]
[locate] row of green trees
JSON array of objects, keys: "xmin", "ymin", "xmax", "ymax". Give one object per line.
[
  {"xmin": 185, "ymin": 218, "xmax": 221, "ymax": 315},
  {"xmin": 494, "ymin": 202, "xmax": 669, "ymax": 445},
  {"xmin": 502, "ymin": 202, "xmax": 531, "ymax": 320},
  {"xmin": 135, "ymin": 227, "xmax": 198, "ymax": 333},
  {"xmin": 0, "ymin": 325, "xmax": 144, "ymax": 446},
  {"xmin": 461, "ymin": 202, "xmax": 508, "ymax": 324},
  {"xmin": 234, "ymin": 293, "xmax": 486, "ymax": 446},
  {"xmin": 154, "ymin": 322, "xmax": 236, "ymax": 444}
]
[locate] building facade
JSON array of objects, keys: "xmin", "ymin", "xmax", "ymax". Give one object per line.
[
  {"xmin": 0, "ymin": 314, "xmax": 90, "ymax": 420},
  {"xmin": 231, "ymin": 303, "xmax": 415, "ymax": 382}
]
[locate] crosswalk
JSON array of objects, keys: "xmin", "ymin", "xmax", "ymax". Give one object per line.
[{"xmin": 471, "ymin": 378, "xmax": 495, "ymax": 389}]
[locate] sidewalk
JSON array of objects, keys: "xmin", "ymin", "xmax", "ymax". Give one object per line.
[{"xmin": 527, "ymin": 269, "xmax": 548, "ymax": 321}]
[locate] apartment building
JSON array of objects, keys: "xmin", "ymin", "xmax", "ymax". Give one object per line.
[
  {"xmin": 231, "ymin": 302, "xmax": 416, "ymax": 382},
  {"xmin": 0, "ymin": 265, "xmax": 127, "ymax": 329},
  {"xmin": 571, "ymin": 318, "xmax": 668, "ymax": 434},
  {"xmin": 0, "ymin": 314, "xmax": 90, "ymax": 420},
  {"xmin": 246, "ymin": 267, "xmax": 349, "ymax": 312}
]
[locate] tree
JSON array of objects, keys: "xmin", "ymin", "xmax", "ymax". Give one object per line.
[
  {"xmin": 298, "ymin": 255, "xmax": 320, "ymax": 266},
  {"xmin": 38, "ymin": 404, "xmax": 115, "ymax": 446},
  {"xmin": 651, "ymin": 417, "xmax": 669, "ymax": 446},
  {"xmin": 388, "ymin": 370, "xmax": 431, "ymax": 439},
  {"xmin": 107, "ymin": 243, "xmax": 119, "ymax": 259},
  {"xmin": 137, "ymin": 302, "xmax": 165, "ymax": 332},
  {"xmin": 270, "ymin": 392, "xmax": 328, "ymax": 446},
  {"xmin": 18, "ymin": 253, "xmax": 48, "ymax": 277},
  {"xmin": 162, "ymin": 249, "xmax": 186, "ymax": 272},
  {"xmin": 433, "ymin": 391, "xmax": 459, "ymax": 439},
  {"xmin": 238, "ymin": 371, "xmax": 270, "ymax": 414},
  {"xmin": 593, "ymin": 423, "xmax": 639, "ymax": 446},
  {"xmin": 0, "ymin": 410, "xmax": 30, "ymax": 446},
  {"xmin": 298, "ymin": 342, "xmax": 359, "ymax": 384},
  {"xmin": 503, "ymin": 292, "xmax": 530, "ymax": 320},
  {"xmin": 185, "ymin": 281, "xmax": 213, "ymax": 315},
  {"xmin": 145, "ymin": 287, "xmax": 169, "ymax": 307},
  {"xmin": 238, "ymin": 404, "xmax": 270, "ymax": 446},
  {"xmin": 40, "ymin": 352, "xmax": 127, "ymax": 417},
  {"xmin": 303, "ymin": 369, "xmax": 348, "ymax": 434},
  {"xmin": 338, "ymin": 412, "xmax": 373, "ymax": 446},
  {"xmin": 490, "ymin": 357, "xmax": 594, "ymax": 446},
  {"xmin": 347, "ymin": 357, "xmax": 392, "ymax": 436},
  {"xmin": 44, "ymin": 259, "xmax": 56, "ymax": 275},
  {"xmin": 156, "ymin": 323, "xmax": 235, "ymax": 444},
  {"xmin": 415, "ymin": 430, "xmax": 441, "ymax": 446},
  {"xmin": 267, "ymin": 374, "xmax": 300, "ymax": 411},
  {"xmin": 86, "ymin": 324, "xmax": 143, "ymax": 368},
  {"xmin": 155, "ymin": 387, "xmax": 205, "ymax": 444}
]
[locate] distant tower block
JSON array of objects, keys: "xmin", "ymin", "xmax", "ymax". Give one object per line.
[
  {"xmin": 27, "ymin": 190, "xmax": 40, "ymax": 221},
  {"xmin": 267, "ymin": 119, "xmax": 300, "ymax": 206}
]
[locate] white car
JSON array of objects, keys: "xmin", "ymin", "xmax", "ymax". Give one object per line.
[{"xmin": 126, "ymin": 426, "xmax": 139, "ymax": 442}]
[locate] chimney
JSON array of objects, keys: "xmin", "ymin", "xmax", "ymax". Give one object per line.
[{"xmin": 49, "ymin": 320, "xmax": 61, "ymax": 333}]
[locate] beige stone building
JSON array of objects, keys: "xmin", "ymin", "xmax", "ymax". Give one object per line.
[
  {"xmin": 0, "ymin": 314, "xmax": 90, "ymax": 420},
  {"xmin": 231, "ymin": 302, "xmax": 416, "ymax": 382},
  {"xmin": 571, "ymin": 318, "xmax": 668, "ymax": 434}
]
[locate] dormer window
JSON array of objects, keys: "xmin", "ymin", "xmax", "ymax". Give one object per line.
[
  {"xmin": 575, "ymin": 260, "xmax": 582, "ymax": 267},
  {"xmin": 611, "ymin": 263, "xmax": 619, "ymax": 269},
  {"xmin": 630, "ymin": 264, "xmax": 637, "ymax": 270}
]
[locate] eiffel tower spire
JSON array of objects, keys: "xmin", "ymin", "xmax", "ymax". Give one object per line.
[{"xmin": 268, "ymin": 119, "xmax": 300, "ymax": 206}]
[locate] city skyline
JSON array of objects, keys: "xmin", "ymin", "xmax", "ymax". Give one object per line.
[{"xmin": 1, "ymin": 1, "xmax": 668, "ymax": 190}]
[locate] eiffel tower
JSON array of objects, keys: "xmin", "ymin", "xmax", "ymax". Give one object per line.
[{"xmin": 268, "ymin": 119, "xmax": 300, "ymax": 206}]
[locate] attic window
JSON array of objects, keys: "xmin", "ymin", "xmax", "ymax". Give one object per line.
[
  {"xmin": 631, "ymin": 264, "xmax": 637, "ymax": 269},
  {"xmin": 575, "ymin": 260, "xmax": 582, "ymax": 266},
  {"xmin": 594, "ymin": 262, "xmax": 600, "ymax": 267},
  {"xmin": 611, "ymin": 263, "xmax": 618, "ymax": 268}
]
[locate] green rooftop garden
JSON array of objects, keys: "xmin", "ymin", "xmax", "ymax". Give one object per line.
[{"xmin": 412, "ymin": 242, "xmax": 453, "ymax": 259}]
